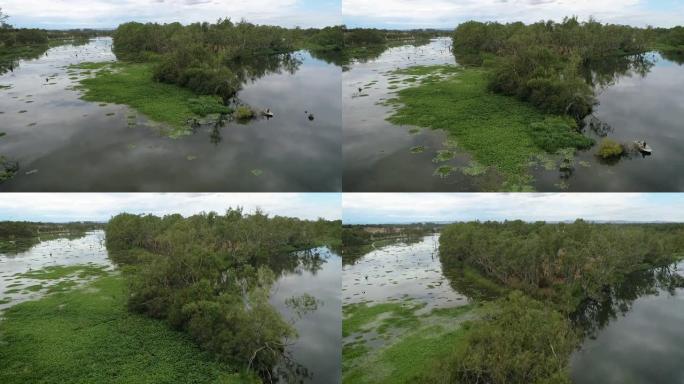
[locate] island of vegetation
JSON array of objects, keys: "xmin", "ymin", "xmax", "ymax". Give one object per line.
[
  {"xmin": 68, "ymin": 20, "xmax": 344, "ymax": 137},
  {"xmin": 0, "ymin": 211, "xmax": 341, "ymax": 383},
  {"xmin": 381, "ymin": 18, "xmax": 684, "ymax": 190}
]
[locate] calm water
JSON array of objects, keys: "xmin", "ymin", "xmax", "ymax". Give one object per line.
[
  {"xmin": 0, "ymin": 38, "xmax": 341, "ymax": 191},
  {"xmin": 0, "ymin": 230, "xmax": 110, "ymax": 311},
  {"xmin": 342, "ymin": 234, "xmax": 468, "ymax": 311},
  {"xmin": 534, "ymin": 52, "xmax": 684, "ymax": 191},
  {"xmin": 570, "ymin": 262, "xmax": 684, "ymax": 383},
  {"xmin": 270, "ymin": 247, "xmax": 342, "ymax": 384},
  {"xmin": 344, "ymin": 38, "xmax": 684, "ymax": 192}
]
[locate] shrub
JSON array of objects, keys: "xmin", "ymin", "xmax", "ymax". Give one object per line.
[
  {"xmin": 234, "ymin": 105, "xmax": 255, "ymax": 120},
  {"xmin": 597, "ymin": 138, "xmax": 623, "ymax": 158},
  {"xmin": 444, "ymin": 292, "xmax": 577, "ymax": 384}
]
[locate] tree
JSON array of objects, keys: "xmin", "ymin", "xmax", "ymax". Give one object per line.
[{"xmin": 0, "ymin": 7, "xmax": 9, "ymax": 29}]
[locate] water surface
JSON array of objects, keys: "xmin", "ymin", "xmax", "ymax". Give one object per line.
[
  {"xmin": 270, "ymin": 247, "xmax": 342, "ymax": 384},
  {"xmin": 342, "ymin": 234, "xmax": 468, "ymax": 311},
  {"xmin": 571, "ymin": 261, "xmax": 684, "ymax": 383},
  {"xmin": 0, "ymin": 38, "xmax": 341, "ymax": 191}
]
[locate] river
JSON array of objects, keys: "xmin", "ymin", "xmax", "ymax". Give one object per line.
[{"xmin": 0, "ymin": 38, "xmax": 341, "ymax": 191}]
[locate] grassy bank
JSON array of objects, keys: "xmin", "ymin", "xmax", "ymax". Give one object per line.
[
  {"xmin": 343, "ymin": 299, "xmax": 475, "ymax": 384},
  {"xmin": 385, "ymin": 65, "xmax": 593, "ymax": 190},
  {"xmin": 0, "ymin": 271, "xmax": 254, "ymax": 383},
  {"xmin": 71, "ymin": 62, "xmax": 230, "ymax": 138}
]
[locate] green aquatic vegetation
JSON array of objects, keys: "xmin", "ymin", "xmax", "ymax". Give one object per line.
[
  {"xmin": 234, "ymin": 105, "xmax": 256, "ymax": 121},
  {"xmin": 0, "ymin": 298, "xmax": 10, "ymax": 305},
  {"xmin": 5, "ymin": 288, "xmax": 20, "ymax": 294},
  {"xmin": 555, "ymin": 180, "xmax": 570, "ymax": 190},
  {"xmin": 343, "ymin": 301, "xmax": 424, "ymax": 338},
  {"xmin": 597, "ymin": 138, "xmax": 624, "ymax": 159},
  {"xmin": 408, "ymin": 127, "xmax": 420, "ymax": 134},
  {"xmin": 186, "ymin": 155, "xmax": 197, "ymax": 161},
  {"xmin": 579, "ymin": 160, "xmax": 591, "ymax": 168},
  {"xmin": 387, "ymin": 85, "xmax": 399, "ymax": 90},
  {"xmin": 188, "ymin": 96, "xmax": 232, "ymax": 117},
  {"xmin": 45, "ymin": 280, "xmax": 78, "ymax": 294},
  {"xmin": 74, "ymin": 62, "xmax": 225, "ymax": 138},
  {"xmin": 461, "ymin": 160, "xmax": 488, "ymax": 176},
  {"xmin": 529, "ymin": 117, "xmax": 595, "ymax": 153},
  {"xmin": 19, "ymin": 265, "xmax": 108, "ymax": 280},
  {"xmin": 409, "ymin": 145, "xmax": 425, "ymax": 154},
  {"xmin": 24, "ymin": 284, "xmax": 43, "ymax": 292},
  {"xmin": 434, "ymin": 165, "xmax": 456, "ymax": 178},
  {"xmin": 432, "ymin": 149, "xmax": 456, "ymax": 163},
  {"xmin": 0, "ymin": 275, "xmax": 253, "ymax": 384},
  {"xmin": 343, "ymin": 302, "xmax": 476, "ymax": 384},
  {"xmin": 388, "ymin": 66, "xmax": 566, "ymax": 187},
  {"xmin": 105, "ymin": 112, "xmax": 115, "ymax": 116},
  {"xmin": 250, "ymin": 169, "xmax": 263, "ymax": 176},
  {"xmin": 0, "ymin": 84, "xmax": 11, "ymax": 90}
]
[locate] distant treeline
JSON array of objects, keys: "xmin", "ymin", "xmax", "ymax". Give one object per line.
[
  {"xmin": 452, "ymin": 17, "xmax": 683, "ymax": 121},
  {"xmin": 341, "ymin": 223, "xmax": 438, "ymax": 263},
  {"xmin": 0, "ymin": 221, "xmax": 102, "ymax": 239},
  {"xmin": 429, "ymin": 220, "xmax": 684, "ymax": 384},
  {"xmin": 0, "ymin": 28, "xmax": 107, "ymax": 48},
  {"xmin": 105, "ymin": 208, "xmax": 340, "ymax": 379}
]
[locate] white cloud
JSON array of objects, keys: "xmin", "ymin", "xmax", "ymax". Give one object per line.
[
  {"xmin": 343, "ymin": 0, "xmax": 683, "ymax": 28},
  {"xmin": 0, "ymin": 193, "xmax": 341, "ymax": 222},
  {"xmin": 2, "ymin": 0, "xmax": 340, "ymax": 29},
  {"xmin": 343, "ymin": 193, "xmax": 684, "ymax": 223}
]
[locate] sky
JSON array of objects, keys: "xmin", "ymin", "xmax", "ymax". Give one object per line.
[
  {"xmin": 0, "ymin": 193, "xmax": 341, "ymax": 222},
  {"xmin": 0, "ymin": 0, "xmax": 341, "ymax": 29},
  {"xmin": 343, "ymin": 193, "xmax": 684, "ymax": 224},
  {"xmin": 343, "ymin": 0, "xmax": 684, "ymax": 29}
]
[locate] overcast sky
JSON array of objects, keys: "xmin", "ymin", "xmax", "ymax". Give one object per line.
[
  {"xmin": 343, "ymin": 0, "xmax": 684, "ymax": 29},
  {"xmin": 0, "ymin": 193, "xmax": 341, "ymax": 222},
  {"xmin": 0, "ymin": 0, "xmax": 340, "ymax": 29},
  {"xmin": 343, "ymin": 193, "xmax": 684, "ymax": 224}
]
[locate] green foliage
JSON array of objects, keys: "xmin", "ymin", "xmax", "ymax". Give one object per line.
[
  {"xmin": 105, "ymin": 209, "xmax": 340, "ymax": 378},
  {"xmin": 234, "ymin": 105, "xmax": 256, "ymax": 120},
  {"xmin": 439, "ymin": 292, "xmax": 577, "ymax": 384},
  {"xmin": 0, "ymin": 275, "xmax": 255, "ymax": 383},
  {"xmin": 74, "ymin": 62, "xmax": 221, "ymax": 137},
  {"xmin": 187, "ymin": 97, "xmax": 232, "ymax": 116},
  {"xmin": 439, "ymin": 220, "xmax": 684, "ymax": 311},
  {"xmin": 597, "ymin": 138, "xmax": 624, "ymax": 159},
  {"xmin": 18, "ymin": 264, "xmax": 108, "ymax": 280},
  {"xmin": 453, "ymin": 18, "xmax": 655, "ymax": 120},
  {"xmin": 529, "ymin": 116, "xmax": 594, "ymax": 153},
  {"xmin": 388, "ymin": 66, "xmax": 553, "ymax": 186}
]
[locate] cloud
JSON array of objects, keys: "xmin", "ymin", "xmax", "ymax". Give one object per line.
[
  {"xmin": 343, "ymin": 0, "xmax": 683, "ymax": 28},
  {"xmin": 0, "ymin": 193, "xmax": 341, "ymax": 222},
  {"xmin": 2, "ymin": 0, "xmax": 341, "ymax": 29},
  {"xmin": 343, "ymin": 193, "xmax": 684, "ymax": 224}
]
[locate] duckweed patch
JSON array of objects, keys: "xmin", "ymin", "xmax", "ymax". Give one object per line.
[
  {"xmin": 409, "ymin": 145, "xmax": 425, "ymax": 154},
  {"xmin": 73, "ymin": 62, "xmax": 228, "ymax": 138},
  {"xmin": 386, "ymin": 65, "xmax": 594, "ymax": 189},
  {"xmin": 0, "ymin": 275, "xmax": 252, "ymax": 383}
]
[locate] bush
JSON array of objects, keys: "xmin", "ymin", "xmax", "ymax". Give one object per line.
[
  {"xmin": 597, "ymin": 138, "xmax": 623, "ymax": 158},
  {"xmin": 443, "ymin": 292, "xmax": 577, "ymax": 384},
  {"xmin": 529, "ymin": 117, "xmax": 595, "ymax": 153},
  {"xmin": 234, "ymin": 105, "xmax": 255, "ymax": 120}
]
